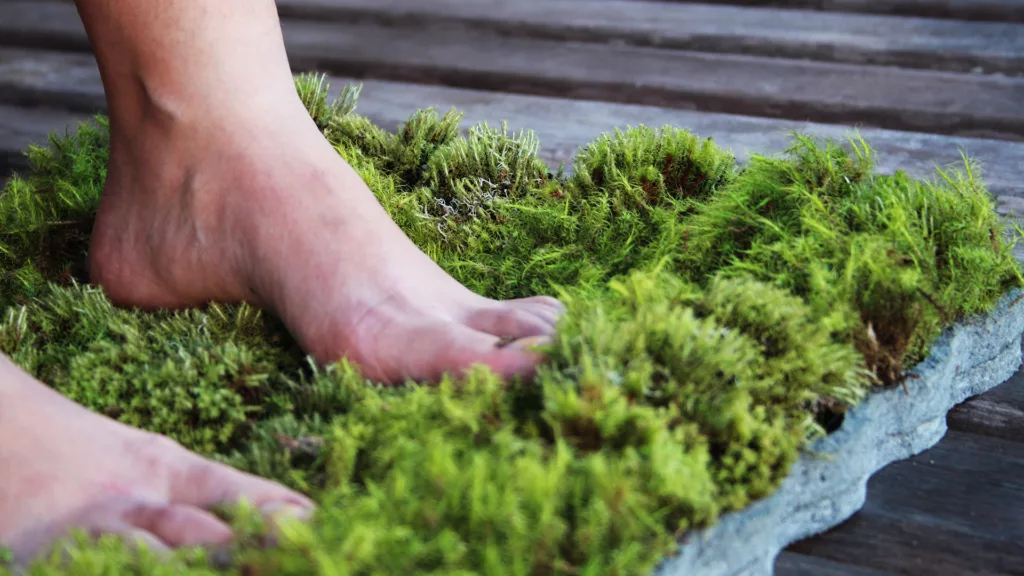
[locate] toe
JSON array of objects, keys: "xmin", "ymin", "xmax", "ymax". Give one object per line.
[
  {"xmin": 124, "ymin": 502, "xmax": 233, "ymax": 548},
  {"xmin": 117, "ymin": 528, "xmax": 172, "ymax": 556},
  {"xmin": 511, "ymin": 295, "xmax": 565, "ymax": 313},
  {"xmin": 464, "ymin": 305, "xmax": 556, "ymax": 340},
  {"xmin": 433, "ymin": 323, "xmax": 552, "ymax": 381},
  {"xmin": 170, "ymin": 455, "xmax": 314, "ymax": 518},
  {"xmin": 504, "ymin": 299, "xmax": 564, "ymax": 327},
  {"xmin": 344, "ymin": 316, "xmax": 556, "ymax": 384},
  {"xmin": 22, "ymin": 507, "xmax": 171, "ymax": 564}
]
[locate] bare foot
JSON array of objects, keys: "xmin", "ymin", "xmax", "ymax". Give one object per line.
[
  {"xmin": 88, "ymin": 99, "xmax": 561, "ymax": 384},
  {"xmin": 0, "ymin": 356, "xmax": 313, "ymax": 562}
]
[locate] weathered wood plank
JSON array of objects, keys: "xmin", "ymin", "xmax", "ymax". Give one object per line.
[
  {"xmin": 279, "ymin": 19, "xmax": 1024, "ymax": 141},
  {"xmin": 5, "ymin": 46, "xmax": 1024, "ymax": 205},
  {"xmin": 629, "ymin": 0, "xmax": 1024, "ymax": 24},
  {"xmin": 859, "ymin": 432, "xmax": 1024, "ymax": 543},
  {"xmin": 0, "ymin": 104, "xmax": 91, "ymax": 179},
  {"xmin": 775, "ymin": 552, "xmax": 895, "ymax": 576},
  {"xmin": 947, "ymin": 365, "xmax": 1024, "ymax": 442},
  {"xmin": 786, "ymin": 508, "xmax": 1024, "ymax": 575},
  {"xmin": 5, "ymin": 1, "xmax": 1024, "ymax": 140},
  {"xmin": 0, "ymin": 0, "xmax": 91, "ymax": 53},
  {"xmin": 0, "ymin": 49, "xmax": 105, "ymax": 113},
  {"xmin": 787, "ymin": 430, "xmax": 1024, "ymax": 575},
  {"xmin": 6, "ymin": 47, "xmax": 1024, "ymax": 200},
  {"xmin": 275, "ymin": 0, "xmax": 1024, "ymax": 75}
]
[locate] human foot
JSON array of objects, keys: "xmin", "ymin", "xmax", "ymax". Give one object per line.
[
  {"xmin": 0, "ymin": 356, "xmax": 314, "ymax": 563},
  {"xmin": 88, "ymin": 98, "xmax": 562, "ymax": 384},
  {"xmin": 74, "ymin": 0, "xmax": 561, "ymax": 384}
]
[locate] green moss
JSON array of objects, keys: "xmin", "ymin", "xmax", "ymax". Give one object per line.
[
  {"xmin": 681, "ymin": 135, "xmax": 1021, "ymax": 382},
  {"xmin": 0, "ymin": 119, "xmax": 107, "ymax": 306},
  {"xmin": 1, "ymin": 74, "xmax": 1019, "ymax": 575}
]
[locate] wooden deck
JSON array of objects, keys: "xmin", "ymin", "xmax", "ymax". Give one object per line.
[{"xmin": 2, "ymin": 0, "xmax": 1023, "ymax": 573}]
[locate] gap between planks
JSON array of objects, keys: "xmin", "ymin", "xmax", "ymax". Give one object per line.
[
  {"xmin": 4, "ymin": 47, "xmax": 1024, "ymax": 224},
  {"xmin": 775, "ymin": 552, "xmax": 896, "ymax": 576},
  {"xmin": 784, "ymin": 431, "xmax": 1024, "ymax": 576},
  {"xmin": 0, "ymin": 103, "xmax": 90, "ymax": 179},
  {"xmin": 274, "ymin": 0, "xmax": 1024, "ymax": 75},
  {"xmin": 948, "ymin": 363, "xmax": 1024, "ymax": 442},
  {"xmin": 610, "ymin": 0, "xmax": 1024, "ymax": 24},
  {"xmin": 3, "ymin": 0, "xmax": 1024, "ymax": 141}
]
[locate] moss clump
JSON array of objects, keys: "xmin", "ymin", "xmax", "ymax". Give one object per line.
[
  {"xmin": 682, "ymin": 135, "xmax": 1021, "ymax": 382},
  {"xmin": 1, "ymin": 74, "xmax": 1019, "ymax": 575},
  {"xmin": 0, "ymin": 118, "xmax": 107, "ymax": 306},
  {"xmin": 0, "ymin": 286, "xmax": 302, "ymax": 455}
]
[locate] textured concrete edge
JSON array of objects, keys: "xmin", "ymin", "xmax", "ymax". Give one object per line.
[{"xmin": 654, "ymin": 288, "xmax": 1024, "ymax": 576}]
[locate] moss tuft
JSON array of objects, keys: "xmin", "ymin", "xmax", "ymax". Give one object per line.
[
  {"xmin": 572, "ymin": 125, "xmax": 735, "ymax": 211},
  {"xmin": 0, "ymin": 119, "xmax": 107, "ymax": 306},
  {"xmin": 1, "ymin": 81, "xmax": 1019, "ymax": 575},
  {"xmin": 680, "ymin": 135, "xmax": 1021, "ymax": 383}
]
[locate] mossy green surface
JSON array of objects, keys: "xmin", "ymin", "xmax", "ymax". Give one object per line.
[{"xmin": 2, "ymin": 74, "xmax": 1020, "ymax": 575}]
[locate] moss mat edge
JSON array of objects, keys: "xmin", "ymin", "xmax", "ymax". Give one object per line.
[{"xmin": 661, "ymin": 287, "xmax": 1024, "ymax": 575}]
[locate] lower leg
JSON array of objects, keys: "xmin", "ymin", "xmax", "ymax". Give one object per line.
[{"xmin": 77, "ymin": 0, "xmax": 561, "ymax": 384}]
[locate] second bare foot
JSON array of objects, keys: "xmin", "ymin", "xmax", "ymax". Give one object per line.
[{"xmin": 0, "ymin": 356, "xmax": 313, "ymax": 562}]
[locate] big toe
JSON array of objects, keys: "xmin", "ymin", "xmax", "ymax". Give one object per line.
[
  {"xmin": 367, "ymin": 321, "xmax": 553, "ymax": 383},
  {"xmin": 171, "ymin": 454, "xmax": 315, "ymax": 515},
  {"xmin": 507, "ymin": 296, "xmax": 565, "ymax": 326},
  {"xmin": 447, "ymin": 324, "xmax": 552, "ymax": 381}
]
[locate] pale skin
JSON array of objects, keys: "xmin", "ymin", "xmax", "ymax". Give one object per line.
[{"xmin": 0, "ymin": 0, "xmax": 561, "ymax": 563}]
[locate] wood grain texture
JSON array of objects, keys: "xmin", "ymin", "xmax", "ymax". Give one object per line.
[
  {"xmin": 622, "ymin": 0, "xmax": 1024, "ymax": 23},
  {"xmin": 279, "ymin": 19, "xmax": 1024, "ymax": 141},
  {"xmin": 275, "ymin": 0, "xmax": 1024, "ymax": 74},
  {"xmin": 948, "ymin": 366, "xmax": 1024, "ymax": 442},
  {"xmin": 859, "ymin": 432, "xmax": 1024, "ymax": 543},
  {"xmin": 788, "ymin": 513, "xmax": 1024, "ymax": 576},
  {"xmin": 775, "ymin": 552, "xmax": 895, "ymax": 576},
  {"xmin": 0, "ymin": 49, "xmax": 105, "ymax": 113},
  {"xmin": 4, "ymin": 0, "xmax": 1024, "ymax": 140},
  {"xmin": 785, "ymin": 430, "xmax": 1024, "ymax": 575},
  {"xmin": 0, "ymin": 0, "xmax": 91, "ymax": 53},
  {"xmin": 5, "ymin": 47, "xmax": 1024, "ymax": 201},
  {"xmin": 0, "ymin": 104, "xmax": 91, "ymax": 179}
]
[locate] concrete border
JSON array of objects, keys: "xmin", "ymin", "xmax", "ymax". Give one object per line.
[{"xmin": 657, "ymin": 288, "xmax": 1024, "ymax": 576}]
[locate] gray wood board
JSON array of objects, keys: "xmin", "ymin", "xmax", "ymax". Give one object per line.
[
  {"xmin": 788, "ymin": 514, "xmax": 1024, "ymax": 575},
  {"xmin": 277, "ymin": 19, "xmax": 1024, "ymax": 141},
  {"xmin": 0, "ymin": 0, "xmax": 91, "ymax": 53},
  {"xmin": 4, "ymin": 0, "xmax": 1024, "ymax": 140},
  {"xmin": 948, "ymin": 366, "xmax": 1024, "ymax": 442},
  {"xmin": 275, "ymin": 0, "xmax": 1024, "ymax": 75},
  {"xmin": 3, "ymin": 47, "xmax": 1024, "ymax": 205},
  {"xmin": 0, "ymin": 103, "xmax": 90, "ymax": 179},
  {"xmin": 623, "ymin": 0, "xmax": 1024, "ymax": 23},
  {"xmin": 858, "ymin": 432, "xmax": 1024, "ymax": 544},
  {"xmin": 786, "ymin": 431, "xmax": 1024, "ymax": 575},
  {"xmin": 0, "ymin": 49, "xmax": 105, "ymax": 113},
  {"xmin": 775, "ymin": 553, "xmax": 895, "ymax": 576}
]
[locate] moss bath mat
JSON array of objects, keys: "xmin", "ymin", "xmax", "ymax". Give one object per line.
[{"xmin": 2, "ymin": 75, "xmax": 1022, "ymax": 575}]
